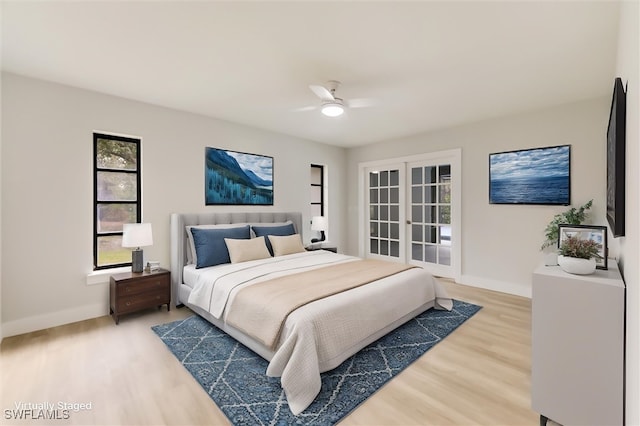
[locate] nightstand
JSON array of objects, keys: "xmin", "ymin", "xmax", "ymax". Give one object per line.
[
  {"xmin": 305, "ymin": 245, "xmax": 337, "ymax": 253},
  {"xmin": 109, "ymin": 268, "xmax": 171, "ymax": 324}
]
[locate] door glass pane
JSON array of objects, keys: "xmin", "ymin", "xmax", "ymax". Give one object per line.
[
  {"xmin": 380, "ymin": 205, "xmax": 388, "ymax": 220},
  {"xmin": 425, "ymin": 225, "xmax": 437, "ymax": 243},
  {"xmin": 425, "ymin": 166, "xmax": 436, "ymax": 184},
  {"xmin": 439, "ymin": 246, "xmax": 451, "ymax": 265},
  {"xmin": 425, "ymin": 186, "xmax": 436, "ymax": 203},
  {"xmin": 439, "ymin": 226, "xmax": 451, "ymax": 245},
  {"xmin": 390, "ymin": 205, "xmax": 399, "ymax": 221},
  {"xmin": 390, "ymin": 170, "xmax": 399, "ymax": 186},
  {"xmin": 380, "ymin": 171, "xmax": 389, "ymax": 186},
  {"xmin": 425, "ymin": 206, "xmax": 436, "ymax": 223},
  {"xmin": 412, "ymin": 205, "xmax": 423, "ymax": 222},
  {"xmin": 439, "ymin": 165, "xmax": 451, "ymax": 182},
  {"xmin": 425, "ymin": 245, "xmax": 437, "ymax": 263},
  {"xmin": 390, "ymin": 223, "xmax": 399, "ymax": 239},
  {"xmin": 390, "ymin": 241, "xmax": 399, "ymax": 257},
  {"xmin": 370, "ymin": 189, "xmax": 378, "ymax": 203},
  {"xmin": 370, "ymin": 206, "xmax": 378, "ymax": 220},
  {"xmin": 412, "ymin": 167, "xmax": 422, "ymax": 184},
  {"xmin": 370, "ymin": 222, "xmax": 379, "ymax": 237},
  {"xmin": 370, "ymin": 239, "xmax": 379, "ymax": 254},
  {"xmin": 390, "ymin": 187, "xmax": 399, "ymax": 203},
  {"xmin": 439, "ymin": 184, "xmax": 451, "ymax": 203},
  {"xmin": 380, "ymin": 222, "xmax": 389, "ymax": 238},
  {"xmin": 380, "ymin": 240, "xmax": 389, "ymax": 255},
  {"xmin": 412, "ymin": 224, "xmax": 422, "ymax": 242},
  {"xmin": 412, "ymin": 186, "xmax": 422, "ymax": 203},
  {"xmin": 380, "ymin": 188, "xmax": 388, "ymax": 203},
  {"xmin": 412, "ymin": 243, "xmax": 423, "ymax": 261},
  {"xmin": 369, "ymin": 173, "xmax": 379, "ymax": 187},
  {"xmin": 439, "ymin": 206, "xmax": 451, "ymax": 224}
]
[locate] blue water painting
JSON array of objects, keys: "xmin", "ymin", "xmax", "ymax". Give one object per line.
[
  {"xmin": 205, "ymin": 147, "xmax": 273, "ymax": 205},
  {"xmin": 490, "ymin": 146, "xmax": 570, "ymax": 205}
]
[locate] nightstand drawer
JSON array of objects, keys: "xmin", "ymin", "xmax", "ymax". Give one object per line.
[
  {"xmin": 117, "ymin": 292, "xmax": 170, "ymax": 313},
  {"xmin": 118, "ymin": 275, "xmax": 168, "ymax": 296}
]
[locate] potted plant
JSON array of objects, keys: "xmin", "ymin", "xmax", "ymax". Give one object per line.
[
  {"xmin": 541, "ymin": 199, "xmax": 593, "ymax": 250},
  {"xmin": 540, "ymin": 200, "xmax": 593, "ymax": 265},
  {"xmin": 557, "ymin": 236, "xmax": 601, "ymax": 275}
]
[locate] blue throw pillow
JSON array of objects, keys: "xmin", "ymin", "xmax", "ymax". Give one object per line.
[
  {"xmin": 252, "ymin": 223, "xmax": 296, "ymax": 255},
  {"xmin": 191, "ymin": 225, "xmax": 251, "ymax": 268}
]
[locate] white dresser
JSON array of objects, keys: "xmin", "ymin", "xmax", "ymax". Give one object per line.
[{"xmin": 532, "ymin": 261, "xmax": 625, "ymax": 426}]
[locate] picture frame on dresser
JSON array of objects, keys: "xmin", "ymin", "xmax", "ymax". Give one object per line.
[{"xmin": 557, "ymin": 224, "xmax": 608, "ymax": 270}]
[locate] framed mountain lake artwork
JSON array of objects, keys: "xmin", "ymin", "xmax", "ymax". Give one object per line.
[
  {"xmin": 489, "ymin": 145, "xmax": 570, "ymax": 205},
  {"xmin": 205, "ymin": 147, "xmax": 273, "ymax": 205}
]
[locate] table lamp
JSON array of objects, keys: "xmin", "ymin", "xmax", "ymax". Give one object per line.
[
  {"xmin": 122, "ymin": 223, "xmax": 153, "ymax": 273},
  {"xmin": 311, "ymin": 216, "xmax": 328, "ymax": 243}
]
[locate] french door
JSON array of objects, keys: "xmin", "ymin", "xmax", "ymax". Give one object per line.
[
  {"xmin": 362, "ymin": 150, "xmax": 460, "ymax": 280},
  {"xmin": 365, "ymin": 164, "xmax": 405, "ymax": 261}
]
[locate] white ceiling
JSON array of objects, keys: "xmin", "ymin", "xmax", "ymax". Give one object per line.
[{"xmin": 1, "ymin": 1, "xmax": 620, "ymax": 148}]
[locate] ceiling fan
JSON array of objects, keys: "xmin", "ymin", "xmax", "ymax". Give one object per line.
[{"xmin": 298, "ymin": 80, "xmax": 377, "ymax": 117}]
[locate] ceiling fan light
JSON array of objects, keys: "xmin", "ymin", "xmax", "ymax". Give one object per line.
[{"xmin": 321, "ymin": 102, "xmax": 344, "ymax": 117}]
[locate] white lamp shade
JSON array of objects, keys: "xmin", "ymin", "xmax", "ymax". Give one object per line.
[
  {"xmin": 122, "ymin": 223, "xmax": 153, "ymax": 248},
  {"xmin": 311, "ymin": 216, "xmax": 328, "ymax": 232}
]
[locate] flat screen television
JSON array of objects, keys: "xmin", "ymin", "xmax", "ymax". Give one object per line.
[
  {"xmin": 606, "ymin": 77, "xmax": 626, "ymax": 237},
  {"xmin": 489, "ymin": 145, "xmax": 570, "ymax": 205}
]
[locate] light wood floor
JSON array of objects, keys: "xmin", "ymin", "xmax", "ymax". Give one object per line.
[{"xmin": 0, "ymin": 281, "xmax": 539, "ymax": 425}]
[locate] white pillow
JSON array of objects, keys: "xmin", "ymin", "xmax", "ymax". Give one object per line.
[
  {"xmin": 268, "ymin": 234, "xmax": 306, "ymax": 257},
  {"xmin": 186, "ymin": 223, "xmax": 250, "ymax": 264},
  {"xmin": 225, "ymin": 236, "xmax": 272, "ymax": 263}
]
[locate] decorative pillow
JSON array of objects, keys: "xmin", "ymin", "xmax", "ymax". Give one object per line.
[
  {"xmin": 186, "ymin": 223, "xmax": 249, "ymax": 264},
  {"xmin": 190, "ymin": 225, "xmax": 251, "ymax": 268},
  {"xmin": 268, "ymin": 234, "xmax": 306, "ymax": 257},
  {"xmin": 225, "ymin": 236, "xmax": 271, "ymax": 263},
  {"xmin": 252, "ymin": 222, "xmax": 296, "ymax": 255}
]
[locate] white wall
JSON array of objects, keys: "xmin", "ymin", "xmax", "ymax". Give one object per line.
[
  {"xmin": 614, "ymin": 1, "xmax": 639, "ymax": 423},
  {"xmin": 0, "ymin": 72, "xmax": 347, "ymax": 337},
  {"xmin": 0, "ymin": 70, "xmax": 3, "ymax": 343},
  {"xmin": 346, "ymin": 98, "xmax": 610, "ymax": 297}
]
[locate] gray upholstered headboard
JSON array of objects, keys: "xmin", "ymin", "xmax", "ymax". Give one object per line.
[{"xmin": 170, "ymin": 211, "xmax": 302, "ymax": 306}]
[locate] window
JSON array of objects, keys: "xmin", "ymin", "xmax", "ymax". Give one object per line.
[
  {"xmin": 310, "ymin": 164, "xmax": 324, "ymax": 217},
  {"xmin": 93, "ymin": 133, "xmax": 141, "ymax": 270}
]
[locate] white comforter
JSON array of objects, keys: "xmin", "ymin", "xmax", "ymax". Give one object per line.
[{"xmin": 187, "ymin": 250, "xmax": 452, "ymax": 414}]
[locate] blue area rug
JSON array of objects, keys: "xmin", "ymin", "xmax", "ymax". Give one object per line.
[{"xmin": 152, "ymin": 300, "xmax": 480, "ymax": 425}]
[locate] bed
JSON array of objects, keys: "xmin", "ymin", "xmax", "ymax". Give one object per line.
[{"xmin": 170, "ymin": 211, "xmax": 452, "ymax": 415}]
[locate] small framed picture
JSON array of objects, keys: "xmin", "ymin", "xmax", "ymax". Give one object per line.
[{"xmin": 558, "ymin": 224, "xmax": 608, "ymax": 270}]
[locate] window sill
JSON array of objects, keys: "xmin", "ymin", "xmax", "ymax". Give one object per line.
[{"xmin": 86, "ymin": 266, "xmax": 130, "ymax": 286}]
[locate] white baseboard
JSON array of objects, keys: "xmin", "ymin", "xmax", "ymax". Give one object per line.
[
  {"xmin": 2, "ymin": 303, "xmax": 108, "ymax": 338},
  {"xmin": 459, "ymin": 274, "xmax": 532, "ymax": 299}
]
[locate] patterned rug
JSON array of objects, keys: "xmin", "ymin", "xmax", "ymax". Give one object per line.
[{"xmin": 152, "ymin": 300, "xmax": 481, "ymax": 425}]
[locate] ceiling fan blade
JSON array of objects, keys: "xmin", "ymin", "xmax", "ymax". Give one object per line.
[
  {"xmin": 347, "ymin": 98, "xmax": 378, "ymax": 108},
  {"xmin": 309, "ymin": 84, "xmax": 335, "ymax": 101},
  {"xmin": 291, "ymin": 105, "xmax": 317, "ymax": 112}
]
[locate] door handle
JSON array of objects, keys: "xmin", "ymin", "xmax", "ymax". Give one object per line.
[{"xmin": 406, "ymin": 220, "xmax": 411, "ymax": 225}]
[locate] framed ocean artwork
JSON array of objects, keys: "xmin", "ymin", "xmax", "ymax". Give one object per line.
[
  {"xmin": 489, "ymin": 145, "xmax": 570, "ymax": 205},
  {"xmin": 205, "ymin": 147, "xmax": 273, "ymax": 205}
]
